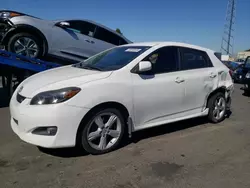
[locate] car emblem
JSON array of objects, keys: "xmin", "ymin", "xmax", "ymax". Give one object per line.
[{"xmin": 18, "ymin": 86, "xmax": 23, "ymax": 93}]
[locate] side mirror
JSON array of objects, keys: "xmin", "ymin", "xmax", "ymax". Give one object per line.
[
  {"xmin": 57, "ymin": 21, "xmax": 70, "ymax": 27},
  {"xmin": 138, "ymin": 61, "xmax": 152, "ymax": 73}
]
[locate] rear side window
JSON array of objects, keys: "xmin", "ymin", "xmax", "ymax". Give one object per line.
[
  {"xmin": 94, "ymin": 27, "xmax": 120, "ymax": 45},
  {"xmin": 119, "ymin": 38, "xmax": 128, "ymax": 45},
  {"xmin": 180, "ymin": 47, "xmax": 213, "ymax": 70}
]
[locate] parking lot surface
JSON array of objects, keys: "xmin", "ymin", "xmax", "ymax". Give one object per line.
[{"xmin": 0, "ymin": 84, "xmax": 250, "ymax": 188}]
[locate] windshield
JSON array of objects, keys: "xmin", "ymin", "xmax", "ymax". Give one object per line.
[
  {"xmin": 245, "ymin": 57, "xmax": 250, "ymax": 68},
  {"xmin": 73, "ymin": 46, "xmax": 150, "ymax": 71}
]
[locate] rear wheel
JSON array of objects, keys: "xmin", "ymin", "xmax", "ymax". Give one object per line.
[
  {"xmin": 7, "ymin": 32, "xmax": 43, "ymax": 58},
  {"xmin": 207, "ymin": 92, "xmax": 226, "ymax": 123},
  {"xmin": 79, "ymin": 108, "xmax": 125, "ymax": 155}
]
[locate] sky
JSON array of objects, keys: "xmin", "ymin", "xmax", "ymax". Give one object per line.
[{"xmin": 2, "ymin": 0, "xmax": 250, "ymax": 53}]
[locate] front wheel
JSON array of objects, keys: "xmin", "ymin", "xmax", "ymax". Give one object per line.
[
  {"xmin": 79, "ymin": 108, "xmax": 125, "ymax": 155},
  {"xmin": 207, "ymin": 92, "xmax": 226, "ymax": 123},
  {"xmin": 7, "ymin": 32, "xmax": 43, "ymax": 58}
]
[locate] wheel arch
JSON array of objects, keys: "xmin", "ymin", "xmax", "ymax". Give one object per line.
[
  {"xmin": 205, "ymin": 86, "xmax": 227, "ymax": 108},
  {"xmin": 75, "ymin": 101, "xmax": 130, "ymax": 146},
  {"xmin": 2, "ymin": 24, "xmax": 48, "ymax": 56}
]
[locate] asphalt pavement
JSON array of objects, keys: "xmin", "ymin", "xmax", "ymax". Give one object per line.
[{"xmin": 0, "ymin": 84, "xmax": 250, "ymax": 188}]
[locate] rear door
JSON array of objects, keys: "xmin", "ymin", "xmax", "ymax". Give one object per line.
[
  {"xmin": 93, "ymin": 27, "xmax": 121, "ymax": 52},
  {"xmin": 178, "ymin": 47, "xmax": 218, "ymax": 112}
]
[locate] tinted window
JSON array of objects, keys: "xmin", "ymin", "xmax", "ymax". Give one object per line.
[
  {"xmin": 66, "ymin": 20, "xmax": 96, "ymax": 37},
  {"xmin": 119, "ymin": 38, "xmax": 128, "ymax": 45},
  {"xmin": 94, "ymin": 27, "xmax": 120, "ymax": 45},
  {"xmin": 180, "ymin": 48, "xmax": 212, "ymax": 70},
  {"xmin": 74, "ymin": 46, "xmax": 150, "ymax": 71},
  {"xmin": 143, "ymin": 47, "xmax": 178, "ymax": 74}
]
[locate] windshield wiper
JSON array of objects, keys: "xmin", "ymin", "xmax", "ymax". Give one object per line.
[{"xmin": 81, "ymin": 64, "xmax": 102, "ymax": 71}]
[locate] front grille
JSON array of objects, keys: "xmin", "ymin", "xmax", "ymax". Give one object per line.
[{"xmin": 16, "ymin": 93, "xmax": 26, "ymax": 103}]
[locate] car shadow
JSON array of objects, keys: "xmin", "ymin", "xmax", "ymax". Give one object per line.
[
  {"xmin": 242, "ymin": 92, "xmax": 250, "ymax": 97},
  {"xmin": 0, "ymin": 88, "xmax": 10, "ymax": 108},
  {"xmin": 37, "ymin": 146, "xmax": 89, "ymax": 158},
  {"xmin": 39, "ymin": 117, "xmax": 209, "ymax": 158}
]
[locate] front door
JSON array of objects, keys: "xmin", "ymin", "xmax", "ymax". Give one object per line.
[
  {"xmin": 51, "ymin": 20, "xmax": 98, "ymax": 61},
  {"xmin": 131, "ymin": 46, "xmax": 185, "ymax": 130}
]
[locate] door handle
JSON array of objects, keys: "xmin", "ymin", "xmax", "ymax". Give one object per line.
[
  {"xmin": 85, "ymin": 39, "xmax": 95, "ymax": 44},
  {"xmin": 175, "ymin": 77, "xmax": 185, "ymax": 83},
  {"xmin": 209, "ymin": 73, "xmax": 217, "ymax": 78}
]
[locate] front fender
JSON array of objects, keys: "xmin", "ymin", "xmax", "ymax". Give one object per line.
[{"xmin": 1, "ymin": 24, "xmax": 48, "ymax": 55}]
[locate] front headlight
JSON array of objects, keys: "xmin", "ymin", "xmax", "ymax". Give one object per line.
[
  {"xmin": 0, "ymin": 11, "xmax": 21, "ymax": 18},
  {"xmin": 246, "ymin": 73, "xmax": 250, "ymax": 79},
  {"xmin": 30, "ymin": 87, "xmax": 81, "ymax": 105}
]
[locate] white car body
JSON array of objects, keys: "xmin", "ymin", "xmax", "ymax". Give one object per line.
[{"xmin": 10, "ymin": 42, "xmax": 234, "ymax": 150}]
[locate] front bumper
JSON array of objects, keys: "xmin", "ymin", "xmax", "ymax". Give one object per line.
[{"xmin": 10, "ymin": 93, "xmax": 89, "ymax": 148}]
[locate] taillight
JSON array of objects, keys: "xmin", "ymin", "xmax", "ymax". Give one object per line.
[{"xmin": 229, "ymin": 70, "xmax": 233, "ymax": 77}]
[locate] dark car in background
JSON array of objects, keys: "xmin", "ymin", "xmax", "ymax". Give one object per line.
[
  {"xmin": 240, "ymin": 56, "xmax": 250, "ymax": 94},
  {"xmin": 232, "ymin": 64, "xmax": 245, "ymax": 83}
]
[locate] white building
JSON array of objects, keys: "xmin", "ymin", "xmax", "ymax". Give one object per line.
[{"xmin": 237, "ymin": 49, "xmax": 250, "ymax": 60}]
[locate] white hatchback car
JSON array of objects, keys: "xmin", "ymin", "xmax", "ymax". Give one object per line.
[{"xmin": 10, "ymin": 42, "xmax": 234, "ymax": 154}]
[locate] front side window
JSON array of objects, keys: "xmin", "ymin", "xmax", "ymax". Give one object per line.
[
  {"xmin": 143, "ymin": 47, "xmax": 179, "ymax": 74},
  {"xmin": 94, "ymin": 27, "xmax": 120, "ymax": 45},
  {"xmin": 73, "ymin": 46, "xmax": 150, "ymax": 71},
  {"xmin": 180, "ymin": 47, "xmax": 213, "ymax": 70},
  {"xmin": 66, "ymin": 20, "xmax": 96, "ymax": 37}
]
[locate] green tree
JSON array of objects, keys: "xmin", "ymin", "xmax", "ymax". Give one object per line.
[{"xmin": 116, "ymin": 28, "xmax": 123, "ymax": 35}]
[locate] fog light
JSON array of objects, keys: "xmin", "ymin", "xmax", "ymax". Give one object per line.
[{"xmin": 32, "ymin": 127, "xmax": 57, "ymax": 136}]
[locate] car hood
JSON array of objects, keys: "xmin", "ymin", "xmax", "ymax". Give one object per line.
[{"xmin": 18, "ymin": 65, "xmax": 112, "ymax": 98}]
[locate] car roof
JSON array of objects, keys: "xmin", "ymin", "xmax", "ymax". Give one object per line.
[{"xmin": 122, "ymin": 42, "xmax": 214, "ymax": 52}]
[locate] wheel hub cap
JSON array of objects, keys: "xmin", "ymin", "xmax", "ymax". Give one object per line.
[
  {"xmin": 213, "ymin": 96, "xmax": 226, "ymax": 120},
  {"xmin": 86, "ymin": 112, "xmax": 122, "ymax": 151},
  {"xmin": 13, "ymin": 37, "xmax": 38, "ymax": 57}
]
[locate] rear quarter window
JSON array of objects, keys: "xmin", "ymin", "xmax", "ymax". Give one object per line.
[{"xmin": 179, "ymin": 47, "xmax": 213, "ymax": 70}]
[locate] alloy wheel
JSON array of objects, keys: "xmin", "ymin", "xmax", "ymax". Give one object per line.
[
  {"xmin": 86, "ymin": 112, "xmax": 122, "ymax": 151},
  {"xmin": 13, "ymin": 37, "xmax": 39, "ymax": 57},
  {"xmin": 213, "ymin": 96, "xmax": 226, "ymax": 120}
]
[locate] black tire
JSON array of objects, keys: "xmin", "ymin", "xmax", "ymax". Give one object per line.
[
  {"xmin": 79, "ymin": 108, "xmax": 125, "ymax": 155},
  {"xmin": 1, "ymin": 76, "xmax": 6, "ymax": 88},
  {"xmin": 207, "ymin": 92, "xmax": 226, "ymax": 123},
  {"xmin": 243, "ymin": 90, "xmax": 250, "ymax": 96},
  {"xmin": 7, "ymin": 32, "xmax": 43, "ymax": 58}
]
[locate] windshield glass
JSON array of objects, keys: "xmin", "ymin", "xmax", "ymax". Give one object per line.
[
  {"xmin": 245, "ymin": 57, "xmax": 250, "ymax": 68},
  {"xmin": 73, "ymin": 46, "xmax": 150, "ymax": 71}
]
